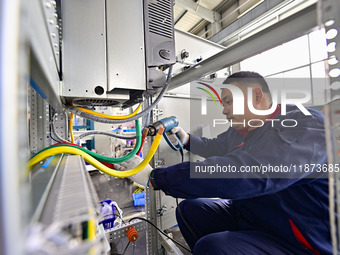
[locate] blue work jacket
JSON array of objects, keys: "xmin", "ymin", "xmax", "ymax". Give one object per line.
[{"xmin": 153, "ymin": 105, "xmax": 331, "ymax": 255}]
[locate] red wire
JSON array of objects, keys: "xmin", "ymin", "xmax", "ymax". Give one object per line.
[
  {"xmin": 136, "ymin": 128, "xmax": 149, "ymax": 156},
  {"xmin": 136, "ymin": 134, "xmax": 147, "ymax": 156},
  {"xmin": 54, "ymin": 142, "xmax": 80, "ymax": 146}
]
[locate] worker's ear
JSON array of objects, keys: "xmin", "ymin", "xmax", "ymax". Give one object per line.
[{"xmin": 253, "ymin": 87, "xmax": 263, "ymax": 104}]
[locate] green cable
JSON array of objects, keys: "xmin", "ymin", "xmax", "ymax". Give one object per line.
[{"xmin": 34, "ymin": 120, "xmax": 142, "ymax": 164}]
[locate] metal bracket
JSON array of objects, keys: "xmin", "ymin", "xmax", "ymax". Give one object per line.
[
  {"xmin": 52, "ymin": 112, "xmax": 68, "ymax": 142},
  {"xmin": 29, "ymin": 87, "xmax": 51, "ymax": 154},
  {"xmin": 152, "ymin": 108, "xmax": 164, "ymax": 118},
  {"xmin": 43, "ymin": 0, "xmax": 60, "ymax": 71},
  {"xmin": 320, "ymin": 0, "xmax": 340, "ymax": 253},
  {"xmin": 105, "ymin": 219, "xmax": 146, "ymax": 242},
  {"xmin": 155, "ymin": 158, "xmax": 165, "ymax": 168},
  {"xmin": 157, "ymin": 205, "xmax": 167, "ymax": 217}
]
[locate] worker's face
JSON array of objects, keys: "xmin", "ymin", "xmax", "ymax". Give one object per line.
[{"xmin": 221, "ymin": 83, "xmax": 259, "ymax": 131}]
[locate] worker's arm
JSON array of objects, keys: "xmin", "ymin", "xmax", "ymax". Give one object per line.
[
  {"xmin": 184, "ymin": 132, "xmax": 235, "ymax": 158},
  {"xmin": 114, "ymin": 156, "xmax": 153, "ymax": 187},
  {"xmin": 171, "ymin": 126, "xmax": 243, "ymax": 158},
  {"xmin": 170, "ymin": 123, "xmax": 251, "ymax": 158},
  {"xmin": 152, "ymin": 114, "xmax": 327, "ymax": 199}
]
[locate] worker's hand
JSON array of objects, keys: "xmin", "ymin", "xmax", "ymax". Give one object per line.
[
  {"xmin": 114, "ymin": 155, "xmax": 153, "ymax": 187},
  {"xmin": 169, "ymin": 126, "xmax": 189, "ymax": 146}
]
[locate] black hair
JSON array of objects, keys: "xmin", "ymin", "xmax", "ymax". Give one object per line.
[{"xmin": 223, "ymin": 71, "xmax": 270, "ymax": 94}]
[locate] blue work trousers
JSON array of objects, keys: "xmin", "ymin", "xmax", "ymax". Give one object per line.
[{"xmin": 176, "ymin": 199, "xmax": 314, "ymax": 255}]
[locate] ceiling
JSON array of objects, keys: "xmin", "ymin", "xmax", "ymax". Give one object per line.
[{"xmin": 173, "ymin": 0, "xmax": 264, "ymax": 40}]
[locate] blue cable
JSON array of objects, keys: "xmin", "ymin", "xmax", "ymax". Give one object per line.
[{"xmin": 144, "ymin": 96, "xmax": 151, "ymax": 128}]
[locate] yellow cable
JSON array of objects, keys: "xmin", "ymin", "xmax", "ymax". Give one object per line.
[
  {"xmin": 87, "ymin": 213, "xmax": 96, "ymax": 255},
  {"xmin": 70, "ymin": 113, "xmax": 75, "ymax": 143},
  {"xmin": 88, "ymin": 218, "xmax": 96, "ymax": 240},
  {"xmin": 74, "ymin": 104, "xmax": 141, "ymax": 120},
  {"xmin": 27, "ymin": 128, "xmax": 164, "ymax": 177}
]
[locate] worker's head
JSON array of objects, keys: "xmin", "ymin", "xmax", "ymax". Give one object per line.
[{"xmin": 221, "ymin": 71, "xmax": 273, "ymax": 131}]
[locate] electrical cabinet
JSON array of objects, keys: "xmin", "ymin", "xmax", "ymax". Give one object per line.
[{"xmin": 62, "ymin": 0, "xmax": 176, "ymax": 108}]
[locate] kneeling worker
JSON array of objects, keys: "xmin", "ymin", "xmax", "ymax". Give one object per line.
[{"xmin": 115, "ymin": 71, "xmax": 331, "ymax": 255}]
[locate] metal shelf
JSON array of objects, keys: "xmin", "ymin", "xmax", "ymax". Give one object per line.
[{"xmin": 29, "ymin": 0, "xmax": 62, "ymax": 111}]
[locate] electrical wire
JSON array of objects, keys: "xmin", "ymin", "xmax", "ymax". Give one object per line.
[
  {"xmin": 75, "ymin": 130, "xmax": 136, "ymax": 143},
  {"xmin": 136, "ymin": 128, "xmax": 149, "ymax": 156},
  {"xmin": 175, "ymin": 148, "xmax": 198, "ymax": 243},
  {"xmin": 50, "ymin": 125, "xmax": 65, "ymax": 143},
  {"xmin": 113, "ymin": 204, "xmax": 125, "ymax": 224},
  {"xmin": 144, "ymin": 112, "xmax": 151, "ymax": 128},
  {"xmin": 50, "ymin": 112, "xmax": 70, "ymax": 143},
  {"xmin": 179, "ymin": 148, "xmax": 184, "ymax": 163},
  {"xmin": 27, "ymin": 127, "xmax": 164, "ymax": 177},
  {"xmin": 87, "ymin": 218, "xmax": 96, "ymax": 240},
  {"xmin": 111, "ymin": 241, "xmax": 131, "ymax": 255},
  {"xmin": 67, "ymin": 65, "xmax": 173, "ymax": 124},
  {"xmin": 74, "ymin": 104, "xmax": 141, "ymax": 120},
  {"xmin": 128, "ymin": 217, "xmax": 192, "ymax": 253},
  {"xmin": 33, "ymin": 120, "xmax": 142, "ymax": 163},
  {"xmin": 70, "ymin": 113, "xmax": 75, "ymax": 143},
  {"xmin": 122, "ymin": 241, "xmax": 130, "ymax": 255},
  {"xmin": 144, "ymin": 96, "xmax": 152, "ymax": 128},
  {"xmin": 34, "ymin": 142, "xmax": 137, "ymax": 164},
  {"xmin": 176, "ymin": 198, "xmax": 198, "ymax": 243},
  {"xmin": 50, "ymin": 135, "xmax": 61, "ymax": 143}
]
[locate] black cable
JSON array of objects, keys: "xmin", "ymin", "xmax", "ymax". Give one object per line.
[
  {"xmin": 50, "ymin": 133, "xmax": 61, "ymax": 143},
  {"xmin": 50, "ymin": 111, "xmax": 69, "ymax": 143},
  {"xmin": 50, "ymin": 122, "xmax": 65, "ymax": 143},
  {"xmin": 111, "ymin": 241, "xmax": 130, "ymax": 255},
  {"xmin": 49, "ymin": 109, "xmax": 61, "ymax": 144},
  {"xmin": 175, "ymin": 198, "xmax": 198, "ymax": 243},
  {"xmin": 179, "ymin": 148, "xmax": 184, "ymax": 163},
  {"xmin": 75, "ymin": 130, "xmax": 136, "ymax": 143},
  {"xmin": 50, "ymin": 124, "xmax": 65, "ymax": 143},
  {"xmin": 129, "ymin": 217, "xmax": 192, "ymax": 253},
  {"xmin": 175, "ymin": 148, "xmax": 199, "ymax": 243},
  {"xmin": 49, "ymin": 109, "xmax": 65, "ymax": 143},
  {"xmin": 122, "ymin": 241, "xmax": 130, "ymax": 255},
  {"xmin": 115, "ymin": 213, "xmax": 126, "ymax": 224},
  {"xmin": 110, "ymin": 203, "xmax": 126, "ymax": 224},
  {"xmin": 112, "ymin": 213, "xmax": 126, "ymax": 224}
]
